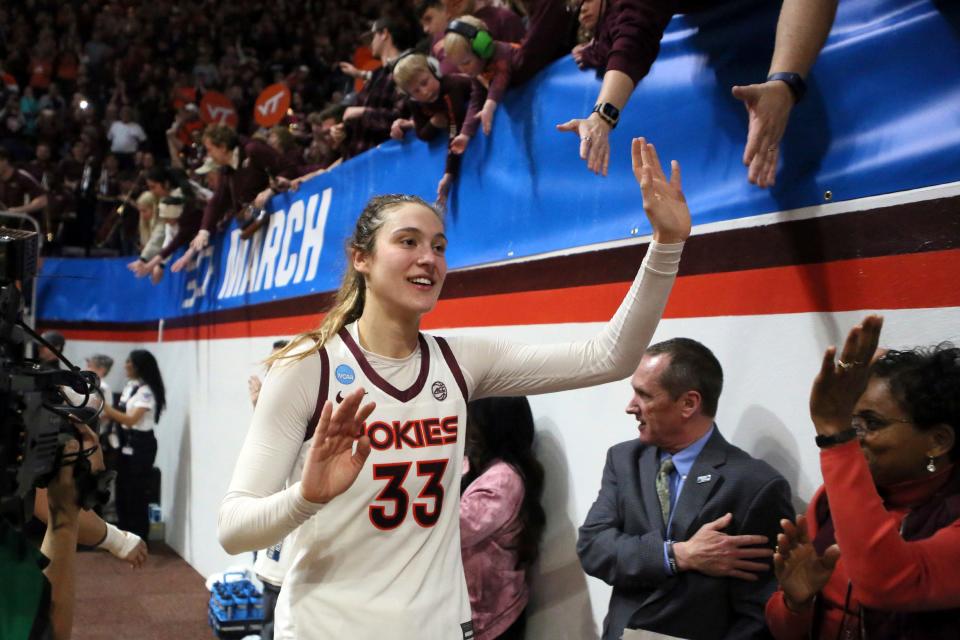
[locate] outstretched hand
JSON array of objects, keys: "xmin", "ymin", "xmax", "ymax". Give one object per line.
[
  {"xmin": 300, "ymin": 387, "xmax": 376, "ymax": 504},
  {"xmin": 556, "ymin": 114, "xmax": 611, "ymax": 175},
  {"xmin": 449, "ymin": 134, "xmax": 470, "ymax": 155},
  {"xmin": 633, "ymin": 138, "xmax": 691, "ymax": 244},
  {"xmin": 774, "ymin": 515, "xmax": 840, "ymax": 611},
  {"xmin": 436, "ymin": 172, "xmax": 453, "ymax": 209},
  {"xmin": 170, "ymin": 247, "xmax": 196, "ymax": 273},
  {"xmin": 810, "ymin": 315, "xmax": 883, "ymax": 435},
  {"xmin": 731, "ymin": 81, "xmax": 794, "ymax": 188}
]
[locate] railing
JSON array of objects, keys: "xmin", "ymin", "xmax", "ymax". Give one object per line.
[{"xmin": 0, "ymin": 211, "xmax": 43, "ymax": 331}]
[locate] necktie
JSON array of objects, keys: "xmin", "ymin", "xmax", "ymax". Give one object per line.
[{"xmin": 656, "ymin": 456, "xmax": 676, "ymax": 526}]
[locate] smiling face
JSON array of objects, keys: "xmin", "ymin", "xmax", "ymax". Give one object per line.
[
  {"xmin": 354, "ymin": 203, "xmax": 448, "ymax": 321},
  {"xmin": 855, "ymin": 376, "xmax": 947, "ymax": 487},
  {"xmin": 403, "ymin": 69, "xmax": 441, "ymax": 104},
  {"xmin": 626, "ymin": 353, "xmax": 695, "ymax": 451}
]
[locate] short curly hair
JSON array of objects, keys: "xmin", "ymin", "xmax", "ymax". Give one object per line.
[{"xmin": 871, "ymin": 343, "xmax": 960, "ymax": 460}]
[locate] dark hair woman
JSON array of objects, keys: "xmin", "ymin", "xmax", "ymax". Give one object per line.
[
  {"xmin": 101, "ymin": 349, "xmax": 166, "ymax": 542},
  {"xmin": 767, "ymin": 316, "xmax": 960, "ymax": 639},
  {"xmin": 460, "ymin": 396, "xmax": 546, "ymax": 640}
]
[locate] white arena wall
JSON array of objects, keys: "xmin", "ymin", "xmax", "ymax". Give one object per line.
[{"xmin": 60, "ymin": 305, "xmax": 960, "ymax": 638}]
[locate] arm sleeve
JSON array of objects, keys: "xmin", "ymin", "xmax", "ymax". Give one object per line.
[
  {"xmin": 128, "ymin": 386, "xmax": 156, "ymax": 412},
  {"xmin": 484, "ymin": 53, "xmax": 513, "ymax": 105},
  {"xmin": 723, "ymin": 475, "xmax": 795, "ymax": 639},
  {"xmin": 459, "ymin": 463, "xmax": 525, "ymax": 548},
  {"xmin": 821, "ymin": 440, "xmax": 960, "ymax": 610},
  {"xmin": 605, "ymin": 0, "xmax": 676, "ymax": 85},
  {"xmin": 139, "ymin": 219, "xmax": 167, "ymax": 261},
  {"xmin": 580, "ymin": 40, "xmax": 608, "ymax": 71},
  {"xmin": 577, "ymin": 447, "xmax": 671, "ymax": 588},
  {"xmin": 412, "ymin": 103, "xmax": 441, "ymax": 141},
  {"xmin": 449, "ymin": 241, "xmax": 682, "ymax": 399},
  {"xmin": 217, "ymin": 350, "xmax": 326, "ymax": 554},
  {"xmin": 200, "ymin": 177, "xmax": 228, "ymax": 233},
  {"xmin": 460, "ymin": 79, "xmax": 488, "ymax": 139}
]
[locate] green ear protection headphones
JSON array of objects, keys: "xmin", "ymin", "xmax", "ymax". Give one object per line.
[{"xmin": 445, "ymin": 19, "xmax": 495, "ymax": 60}]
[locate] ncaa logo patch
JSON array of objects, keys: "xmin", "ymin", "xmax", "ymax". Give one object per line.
[
  {"xmin": 432, "ymin": 381, "xmax": 448, "ymax": 401},
  {"xmin": 335, "ymin": 364, "xmax": 356, "ymax": 385}
]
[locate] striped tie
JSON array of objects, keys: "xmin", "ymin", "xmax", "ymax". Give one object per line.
[{"xmin": 656, "ymin": 456, "xmax": 676, "ymax": 526}]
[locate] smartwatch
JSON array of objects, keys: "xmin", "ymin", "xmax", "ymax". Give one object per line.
[{"xmin": 592, "ymin": 102, "xmax": 620, "ymax": 129}]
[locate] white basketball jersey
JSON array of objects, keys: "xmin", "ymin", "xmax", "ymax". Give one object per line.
[{"xmin": 275, "ymin": 328, "xmax": 474, "ymax": 640}]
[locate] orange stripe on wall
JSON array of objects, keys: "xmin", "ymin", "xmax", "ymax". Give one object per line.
[{"xmin": 58, "ymin": 249, "xmax": 960, "ymax": 342}]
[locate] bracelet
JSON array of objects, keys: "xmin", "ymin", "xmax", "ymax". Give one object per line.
[{"xmin": 814, "ymin": 428, "xmax": 858, "ymax": 449}]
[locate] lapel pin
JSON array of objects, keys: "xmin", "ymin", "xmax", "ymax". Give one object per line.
[{"xmin": 696, "ymin": 474, "xmax": 712, "ymax": 484}]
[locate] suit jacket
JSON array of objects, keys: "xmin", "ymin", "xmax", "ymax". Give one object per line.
[{"xmin": 578, "ymin": 428, "xmax": 793, "ymax": 640}]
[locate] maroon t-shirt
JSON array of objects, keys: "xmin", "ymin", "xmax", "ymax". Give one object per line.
[{"xmin": 0, "ymin": 168, "xmax": 46, "ymax": 209}]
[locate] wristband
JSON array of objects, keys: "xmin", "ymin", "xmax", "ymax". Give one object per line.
[
  {"xmin": 814, "ymin": 428, "xmax": 857, "ymax": 449},
  {"xmin": 767, "ymin": 72, "xmax": 806, "ymax": 103},
  {"xmin": 666, "ymin": 540, "xmax": 678, "ymax": 574},
  {"xmin": 97, "ymin": 522, "xmax": 143, "ymax": 559}
]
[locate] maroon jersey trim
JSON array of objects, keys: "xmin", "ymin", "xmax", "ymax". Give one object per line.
[
  {"xmin": 337, "ymin": 327, "xmax": 430, "ymax": 403},
  {"xmin": 434, "ymin": 336, "xmax": 468, "ymax": 402},
  {"xmin": 304, "ymin": 346, "xmax": 329, "ymax": 441}
]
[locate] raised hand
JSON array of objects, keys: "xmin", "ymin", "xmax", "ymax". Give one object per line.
[
  {"xmin": 674, "ymin": 512, "xmax": 773, "ymax": 581},
  {"xmin": 774, "ymin": 515, "xmax": 840, "ymax": 611},
  {"xmin": 556, "ymin": 114, "xmax": 611, "ymax": 176},
  {"xmin": 300, "ymin": 387, "xmax": 376, "ymax": 504},
  {"xmin": 731, "ymin": 81, "xmax": 794, "ymax": 188},
  {"xmin": 810, "ymin": 315, "xmax": 883, "ymax": 434},
  {"xmin": 633, "ymin": 137, "xmax": 691, "ymax": 244}
]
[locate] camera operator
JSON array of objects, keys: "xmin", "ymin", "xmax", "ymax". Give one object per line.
[{"xmin": 0, "ymin": 424, "xmax": 103, "ymax": 640}]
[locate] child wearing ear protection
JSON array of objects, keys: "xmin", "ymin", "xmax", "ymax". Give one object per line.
[
  {"xmin": 391, "ymin": 53, "xmax": 474, "ymax": 208},
  {"xmin": 442, "ymin": 2, "xmax": 578, "ymax": 155}
]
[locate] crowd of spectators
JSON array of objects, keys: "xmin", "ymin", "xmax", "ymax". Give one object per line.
[
  {"xmin": 0, "ymin": 0, "xmax": 429, "ymax": 256},
  {"xmin": 1, "ymin": 0, "xmax": 833, "ymax": 269}
]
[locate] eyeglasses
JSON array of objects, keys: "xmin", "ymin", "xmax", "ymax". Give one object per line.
[{"xmin": 851, "ymin": 412, "xmax": 913, "ymax": 435}]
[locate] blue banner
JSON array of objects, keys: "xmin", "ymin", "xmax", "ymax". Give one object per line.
[{"xmin": 38, "ymin": 0, "xmax": 960, "ymax": 323}]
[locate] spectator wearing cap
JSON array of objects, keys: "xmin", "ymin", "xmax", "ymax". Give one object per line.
[
  {"xmin": 129, "ymin": 166, "xmax": 202, "ymax": 284},
  {"xmin": 332, "ymin": 18, "xmax": 410, "ymax": 162},
  {"xmin": 38, "ymin": 330, "xmax": 66, "ymax": 370}
]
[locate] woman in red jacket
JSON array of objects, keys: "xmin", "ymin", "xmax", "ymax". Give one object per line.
[{"xmin": 766, "ymin": 316, "xmax": 960, "ymax": 639}]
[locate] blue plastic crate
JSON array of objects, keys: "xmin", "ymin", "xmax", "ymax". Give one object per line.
[{"xmin": 208, "ymin": 572, "xmax": 264, "ymax": 638}]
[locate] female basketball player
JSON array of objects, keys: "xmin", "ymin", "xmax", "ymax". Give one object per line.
[{"xmin": 219, "ymin": 138, "xmax": 690, "ymax": 639}]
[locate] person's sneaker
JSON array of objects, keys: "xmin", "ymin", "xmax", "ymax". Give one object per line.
[{"xmin": 239, "ymin": 208, "xmax": 270, "ymax": 240}]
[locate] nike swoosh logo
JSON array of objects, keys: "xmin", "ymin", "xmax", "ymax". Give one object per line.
[{"xmin": 335, "ymin": 390, "xmax": 368, "ymax": 403}]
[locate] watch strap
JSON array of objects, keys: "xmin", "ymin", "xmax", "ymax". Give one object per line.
[
  {"xmin": 815, "ymin": 428, "xmax": 858, "ymax": 449},
  {"xmin": 767, "ymin": 72, "xmax": 806, "ymax": 103},
  {"xmin": 591, "ymin": 102, "xmax": 619, "ymax": 129}
]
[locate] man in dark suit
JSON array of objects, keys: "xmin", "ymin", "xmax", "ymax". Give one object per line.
[{"xmin": 578, "ymin": 338, "xmax": 793, "ymax": 640}]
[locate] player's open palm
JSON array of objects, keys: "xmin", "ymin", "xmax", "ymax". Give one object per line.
[
  {"xmin": 300, "ymin": 387, "xmax": 375, "ymax": 504},
  {"xmin": 633, "ymin": 137, "xmax": 691, "ymax": 244}
]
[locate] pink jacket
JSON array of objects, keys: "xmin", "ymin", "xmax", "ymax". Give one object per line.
[{"xmin": 460, "ymin": 460, "xmax": 528, "ymax": 640}]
